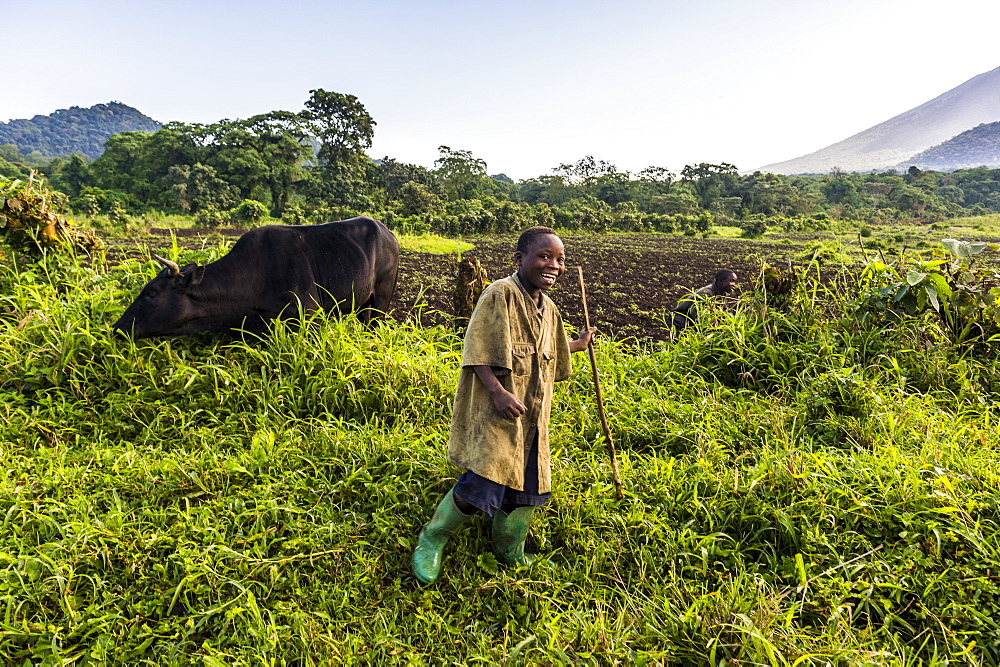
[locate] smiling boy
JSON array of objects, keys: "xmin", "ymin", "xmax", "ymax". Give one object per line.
[{"xmin": 411, "ymin": 226, "xmax": 595, "ymax": 584}]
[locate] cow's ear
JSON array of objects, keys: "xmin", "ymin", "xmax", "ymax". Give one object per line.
[
  {"xmin": 176, "ymin": 264, "xmax": 205, "ymax": 291},
  {"xmin": 188, "ymin": 265, "xmax": 206, "ymax": 287}
]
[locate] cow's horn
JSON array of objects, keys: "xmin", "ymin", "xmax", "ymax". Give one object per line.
[{"xmin": 152, "ymin": 253, "xmax": 181, "ymax": 276}]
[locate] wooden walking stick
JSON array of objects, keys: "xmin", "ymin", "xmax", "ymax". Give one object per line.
[{"xmin": 577, "ymin": 267, "xmax": 624, "ymax": 500}]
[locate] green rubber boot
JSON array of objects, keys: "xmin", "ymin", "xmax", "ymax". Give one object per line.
[
  {"xmin": 411, "ymin": 488, "xmax": 473, "ymax": 584},
  {"xmin": 492, "ymin": 506, "xmax": 540, "ymax": 566}
]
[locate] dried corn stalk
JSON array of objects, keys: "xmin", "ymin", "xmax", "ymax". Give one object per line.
[{"xmin": 453, "ymin": 254, "xmax": 489, "ymax": 329}]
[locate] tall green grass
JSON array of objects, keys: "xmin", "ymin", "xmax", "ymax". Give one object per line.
[{"xmin": 0, "ymin": 247, "xmax": 998, "ymax": 664}]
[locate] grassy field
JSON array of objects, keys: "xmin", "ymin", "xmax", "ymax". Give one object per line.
[{"xmin": 0, "ymin": 222, "xmax": 999, "ymax": 664}]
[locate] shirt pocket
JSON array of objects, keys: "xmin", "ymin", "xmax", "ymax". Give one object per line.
[{"xmin": 511, "ymin": 343, "xmax": 535, "ymax": 377}]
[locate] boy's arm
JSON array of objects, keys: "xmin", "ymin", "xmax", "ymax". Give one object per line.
[
  {"xmin": 673, "ymin": 292, "xmax": 696, "ymax": 314},
  {"xmin": 472, "ymin": 365, "xmax": 527, "ymax": 419},
  {"xmin": 569, "ymin": 326, "xmax": 598, "ymax": 353}
]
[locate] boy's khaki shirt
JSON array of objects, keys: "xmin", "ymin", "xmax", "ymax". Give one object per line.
[{"xmin": 448, "ymin": 273, "xmax": 572, "ymax": 493}]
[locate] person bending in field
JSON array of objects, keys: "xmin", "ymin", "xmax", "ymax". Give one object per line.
[
  {"xmin": 671, "ymin": 269, "xmax": 738, "ymax": 333},
  {"xmin": 411, "ymin": 226, "xmax": 596, "ymax": 585}
]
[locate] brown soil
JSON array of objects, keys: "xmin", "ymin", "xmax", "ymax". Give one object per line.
[{"xmin": 397, "ymin": 233, "xmax": 799, "ymax": 341}]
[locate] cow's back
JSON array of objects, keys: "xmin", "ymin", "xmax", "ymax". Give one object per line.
[{"xmin": 232, "ymin": 217, "xmax": 399, "ymax": 313}]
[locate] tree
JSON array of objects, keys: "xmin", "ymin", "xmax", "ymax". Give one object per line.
[
  {"xmin": 86, "ymin": 112, "xmax": 310, "ymax": 214},
  {"xmin": 89, "ymin": 131, "xmax": 155, "ymax": 196},
  {"xmin": 521, "ymin": 174, "xmax": 582, "ymax": 207},
  {"xmin": 166, "ymin": 163, "xmax": 239, "ymax": 213},
  {"xmin": 553, "ymin": 156, "xmax": 617, "ymax": 183},
  {"xmin": 238, "ymin": 111, "xmax": 310, "ymax": 214},
  {"xmin": 299, "ymin": 90, "xmax": 377, "ymax": 207},
  {"xmin": 592, "ymin": 171, "xmax": 635, "ymax": 205},
  {"xmin": 680, "ymin": 163, "xmax": 740, "ymax": 210},
  {"xmin": 0, "ymin": 144, "xmax": 25, "ymax": 166},
  {"xmin": 434, "ymin": 146, "xmax": 488, "ymax": 200},
  {"xmin": 378, "ymin": 157, "xmax": 437, "ymax": 200},
  {"xmin": 399, "ymin": 181, "xmax": 440, "ymax": 216},
  {"xmin": 54, "ymin": 154, "xmax": 93, "ymax": 197}
]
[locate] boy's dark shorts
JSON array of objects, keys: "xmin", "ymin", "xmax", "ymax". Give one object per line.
[{"xmin": 454, "ymin": 432, "xmax": 550, "ymax": 517}]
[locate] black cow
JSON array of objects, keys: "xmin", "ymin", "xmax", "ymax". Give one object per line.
[{"xmin": 113, "ymin": 216, "xmax": 400, "ymax": 338}]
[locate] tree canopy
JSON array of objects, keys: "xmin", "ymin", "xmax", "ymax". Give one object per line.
[{"xmin": 23, "ymin": 91, "xmax": 1000, "ymax": 234}]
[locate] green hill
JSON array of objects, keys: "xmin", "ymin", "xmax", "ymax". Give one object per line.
[
  {"xmin": 904, "ymin": 120, "xmax": 1000, "ymax": 170},
  {"xmin": 0, "ymin": 102, "xmax": 161, "ymax": 160}
]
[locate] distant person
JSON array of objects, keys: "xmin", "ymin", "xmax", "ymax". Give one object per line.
[
  {"xmin": 672, "ymin": 269, "xmax": 738, "ymax": 332},
  {"xmin": 410, "ymin": 226, "xmax": 596, "ymax": 585}
]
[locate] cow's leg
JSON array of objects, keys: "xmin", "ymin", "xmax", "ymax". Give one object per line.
[
  {"xmin": 355, "ymin": 289, "xmax": 380, "ymax": 324},
  {"xmin": 273, "ymin": 289, "xmax": 321, "ymax": 326},
  {"xmin": 368, "ymin": 273, "xmax": 398, "ymax": 322}
]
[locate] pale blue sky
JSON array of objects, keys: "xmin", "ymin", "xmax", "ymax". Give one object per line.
[{"xmin": 6, "ymin": 0, "xmax": 999, "ymax": 178}]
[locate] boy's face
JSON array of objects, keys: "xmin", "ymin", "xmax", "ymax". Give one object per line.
[{"xmin": 515, "ymin": 234, "xmax": 566, "ymax": 293}]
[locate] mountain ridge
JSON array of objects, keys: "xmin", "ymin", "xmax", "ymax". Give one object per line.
[
  {"xmin": 759, "ymin": 66, "xmax": 1000, "ymax": 174},
  {"xmin": 0, "ymin": 102, "xmax": 162, "ymax": 160},
  {"xmin": 902, "ymin": 121, "xmax": 1000, "ymax": 171}
]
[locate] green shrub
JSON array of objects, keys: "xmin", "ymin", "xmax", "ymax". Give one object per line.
[
  {"xmin": 739, "ymin": 216, "xmax": 768, "ymax": 238},
  {"xmin": 230, "ymin": 199, "xmax": 269, "ymax": 226},
  {"xmin": 280, "ymin": 202, "xmax": 307, "ymax": 225},
  {"xmin": 194, "ymin": 205, "xmax": 227, "ymax": 228}
]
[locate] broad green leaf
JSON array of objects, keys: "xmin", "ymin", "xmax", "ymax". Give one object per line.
[
  {"xmin": 925, "ymin": 272, "xmax": 953, "ymax": 301},
  {"xmin": 923, "ymin": 283, "xmax": 939, "ymax": 312},
  {"xmin": 906, "ymin": 270, "xmax": 926, "ymax": 286},
  {"xmin": 917, "ymin": 259, "xmax": 949, "ymax": 270}
]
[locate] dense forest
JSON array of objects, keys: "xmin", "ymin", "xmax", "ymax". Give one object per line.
[
  {"xmin": 0, "ymin": 102, "xmax": 160, "ymax": 162},
  {"xmin": 6, "ymin": 90, "xmax": 1000, "ymax": 236},
  {"xmin": 906, "ymin": 121, "xmax": 1000, "ymax": 171}
]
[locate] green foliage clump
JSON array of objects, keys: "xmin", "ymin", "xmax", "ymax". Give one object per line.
[
  {"xmin": 279, "ymin": 201, "xmax": 307, "ymax": 225},
  {"xmin": 856, "ymin": 238, "xmax": 1000, "ymax": 345},
  {"xmin": 739, "ymin": 214, "xmax": 768, "ymax": 238},
  {"xmin": 194, "ymin": 206, "xmax": 228, "ymax": 228},
  {"xmin": 798, "ymin": 240, "xmax": 848, "ymax": 265},
  {"xmin": 230, "ymin": 199, "xmax": 269, "ymax": 226}
]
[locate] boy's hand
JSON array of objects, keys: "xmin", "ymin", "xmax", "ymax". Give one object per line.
[
  {"xmin": 472, "ymin": 365, "xmax": 527, "ymax": 419},
  {"xmin": 489, "ymin": 386, "xmax": 527, "ymax": 419},
  {"xmin": 569, "ymin": 326, "xmax": 598, "ymax": 353}
]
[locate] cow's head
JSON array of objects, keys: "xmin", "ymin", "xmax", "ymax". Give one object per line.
[{"xmin": 112, "ymin": 254, "xmax": 208, "ymax": 339}]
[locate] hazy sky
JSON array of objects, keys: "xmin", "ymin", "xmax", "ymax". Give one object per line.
[{"xmin": 6, "ymin": 0, "xmax": 999, "ymax": 179}]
